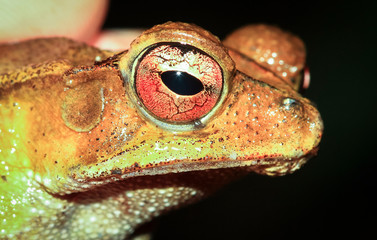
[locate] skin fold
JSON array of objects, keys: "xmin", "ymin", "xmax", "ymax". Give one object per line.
[{"xmin": 0, "ymin": 22, "xmax": 323, "ymax": 239}]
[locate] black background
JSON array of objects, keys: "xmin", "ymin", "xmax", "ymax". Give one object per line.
[{"xmin": 103, "ymin": 1, "xmax": 376, "ymax": 239}]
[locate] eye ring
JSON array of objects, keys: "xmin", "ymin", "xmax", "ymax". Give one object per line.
[{"xmin": 119, "ymin": 22, "xmax": 235, "ymax": 131}]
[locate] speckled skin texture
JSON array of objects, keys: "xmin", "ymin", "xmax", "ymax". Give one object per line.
[
  {"xmin": 223, "ymin": 24, "xmax": 306, "ymax": 90},
  {"xmin": 0, "ymin": 22, "xmax": 323, "ymax": 239}
]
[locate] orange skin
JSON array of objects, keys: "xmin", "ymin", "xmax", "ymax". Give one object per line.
[{"xmin": 0, "ymin": 22, "xmax": 323, "ymax": 239}]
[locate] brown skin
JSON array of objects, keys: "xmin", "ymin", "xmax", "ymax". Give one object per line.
[
  {"xmin": 224, "ymin": 24, "xmax": 306, "ymax": 90},
  {"xmin": 0, "ymin": 22, "xmax": 323, "ymax": 239}
]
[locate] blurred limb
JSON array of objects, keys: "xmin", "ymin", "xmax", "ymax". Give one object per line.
[
  {"xmin": 0, "ymin": 0, "xmax": 108, "ymax": 43},
  {"xmin": 94, "ymin": 29, "xmax": 144, "ymax": 51},
  {"xmin": 0, "ymin": 0, "xmax": 142, "ymax": 51}
]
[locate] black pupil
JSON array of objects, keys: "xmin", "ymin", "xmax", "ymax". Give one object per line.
[{"xmin": 161, "ymin": 71, "xmax": 204, "ymax": 96}]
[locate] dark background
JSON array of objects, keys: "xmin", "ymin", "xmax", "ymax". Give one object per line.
[{"xmin": 103, "ymin": 1, "xmax": 376, "ymax": 239}]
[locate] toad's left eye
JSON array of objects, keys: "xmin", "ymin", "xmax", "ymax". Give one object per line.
[{"xmin": 135, "ymin": 44, "xmax": 223, "ymax": 122}]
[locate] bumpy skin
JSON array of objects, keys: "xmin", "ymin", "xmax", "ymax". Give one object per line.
[
  {"xmin": 0, "ymin": 22, "xmax": 323, "ymax": 239},
  {"xmin": 223, "ymin": 24, "xmax": 306, "ymax": 90}
]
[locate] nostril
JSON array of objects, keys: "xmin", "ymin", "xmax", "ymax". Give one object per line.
[{"xmin": 281, "ymin": 97, "xmax": 301, "ymax": 110}]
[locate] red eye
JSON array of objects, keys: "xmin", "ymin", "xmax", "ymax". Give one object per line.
[{"xmin": 135, "ymin": 44, "xmax": 223, "ymax": 122}]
